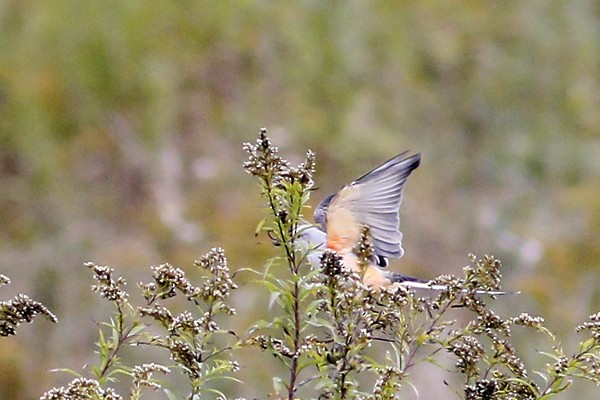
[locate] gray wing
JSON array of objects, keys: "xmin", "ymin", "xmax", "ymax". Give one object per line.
[
  {"xmin": 350, "ymin": 153, "xmax": 421, "ymax": 259},
  {"xmin": 314, "ymin": 153, "xmax": 420, "ymax": 260}
]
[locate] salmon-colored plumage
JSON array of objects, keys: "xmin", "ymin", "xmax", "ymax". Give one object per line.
[
  {"xmin": 337, "ymin": 249, "xmax": 392, "ymax": 288},
  {"xmin": 312, "ymin": 153, "xmax": 422, "ymax": 289},
  {"xmin": 324, "ymin": 185, "xmax": 360, "ymax": 250}
]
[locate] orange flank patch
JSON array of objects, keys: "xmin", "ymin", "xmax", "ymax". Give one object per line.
[
  {"xmin": 326, "ymin": 188, "xmax": 394, "ymax": 289},
  {"xmin": 326, "ymin": 234, "xmax": 344, "ymax": 251},
  {"xmin": 362, "ymin": 265, "xmax": 391, "ymax": 288},
  {"xmin": 326, "ymin": 207, "xmax": 360, "ymax": 252},
  {"xmin": 338, "ymin": 249, "xmax": 392, "ymax": 289}
]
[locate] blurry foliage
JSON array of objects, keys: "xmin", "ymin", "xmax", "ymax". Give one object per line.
[{"xmin": 0, "ymin": 1, "xmax": 599, "ymax": 398}]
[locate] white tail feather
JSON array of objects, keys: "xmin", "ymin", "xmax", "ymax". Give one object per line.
[{"xmin": 394, "ymin": 280, "xmax": 518, "ymax": 296}]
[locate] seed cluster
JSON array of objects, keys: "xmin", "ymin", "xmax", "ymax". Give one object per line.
[
  {"xmin": 86, "ymin": 262, "xmax": 129, "ymax": 303},
  {"xmin": 41, "ymin": 378, "xmax": 122, "ymax": 400},
  {"xmin": 0, "ymin": 293, "xmax": 57, "ymax": 336}
]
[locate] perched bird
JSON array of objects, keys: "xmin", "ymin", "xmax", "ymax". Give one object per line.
[{"xmin": 296, "ymin": 153, "xmax": 509, "ymax": 294}]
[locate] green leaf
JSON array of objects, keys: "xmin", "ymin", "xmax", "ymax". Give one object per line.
[
  {"xmin": 306, "ymin": 316, "xmax": 334, "ymax": 331},
  {"xmin": 255, "ymin": 217, "xmax": 268, "ymax": 237},
  {"xmin": 578, "ymin": 338, "xmax": 597, "ymax": 353},
  {"xmin": 204, "ymin": 374, "xmax": 243, "ymax": 385},
  {"xmin": 538, "ymin": 350, "xmax": 562, "ymax": 362},
  {"xmin": 258, "ymin": 278, "xmax": 282, "ymax": 295},
  {"xmin": 205, "ymin": 387, "xmax": 227, "ymax": 398},
  {"xmin": 533, "ymin": 370, "xmax": 549, "ymax": 384},
  {"xmin": 109, "ymin": 366, "xmax": 132, "ymax": 377},
  {"xmin": 553, "ymin": 379, "xmax": 573, "ymax": 393},
  {"xmin": 111, "ymin": 327, "xmax": 120, "ymax": 347},
  {"xmin": 49, "ymin": 368, "xmax": 83, "ymax": 378},
  {"xmin": 296, "ymin": 359, "xmax": 318, "ymax": 374},
  {"xmin": 92, "ymin": 365, "xmax": 101, "ymax": 379}
]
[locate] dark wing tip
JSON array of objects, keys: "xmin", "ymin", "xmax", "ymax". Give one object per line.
[{"xmin": 354, "ymin": 152, "xmax": 421, "ymax": 185}]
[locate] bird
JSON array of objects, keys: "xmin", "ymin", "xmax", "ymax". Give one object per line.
[
  {"xmin": 296, "ymin": 152, "xmax": 421, "ymax": 288},
  {"xmin": 295, "ymin": 153, "xmax": 509, "ymax": 295}
]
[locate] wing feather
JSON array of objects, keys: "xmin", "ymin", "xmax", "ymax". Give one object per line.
[{"xmin": 321, "ymin": 153, "xmax": 420, "ymax": 259}]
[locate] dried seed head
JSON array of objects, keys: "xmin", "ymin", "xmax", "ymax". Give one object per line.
[
  {"xmin": 0, "ymin": 294, "xmax": 57, "ymax": 336},
  {"xmin": 86, "ymin": 262, "xmax": 129, "ymax": 303},
  {"xmin": 41, "ymin": 378, "xmax": 122, "ymax": 400}
]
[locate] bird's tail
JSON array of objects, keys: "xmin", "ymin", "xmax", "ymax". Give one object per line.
[{"xmin": 388, "ymin": 272, "xmax": 517, "ymax": 296}]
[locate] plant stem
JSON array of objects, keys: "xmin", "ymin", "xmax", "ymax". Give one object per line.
[
  {"xmin": 289, "ymin": 278, "xmax": 301, "ymax": 400},
  {"xmin": 98, "ymin": 303, "xmax": 135, "ymax": 381}
]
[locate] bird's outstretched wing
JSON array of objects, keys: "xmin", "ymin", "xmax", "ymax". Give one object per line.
[{"xmin": 314, "ymin": 153, "xmax": 421, "ymax": 260}]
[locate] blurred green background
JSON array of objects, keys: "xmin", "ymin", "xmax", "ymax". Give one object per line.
[{"xmin": 1, "ymin": 1, "xmax": 599, "ymax": 398}]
